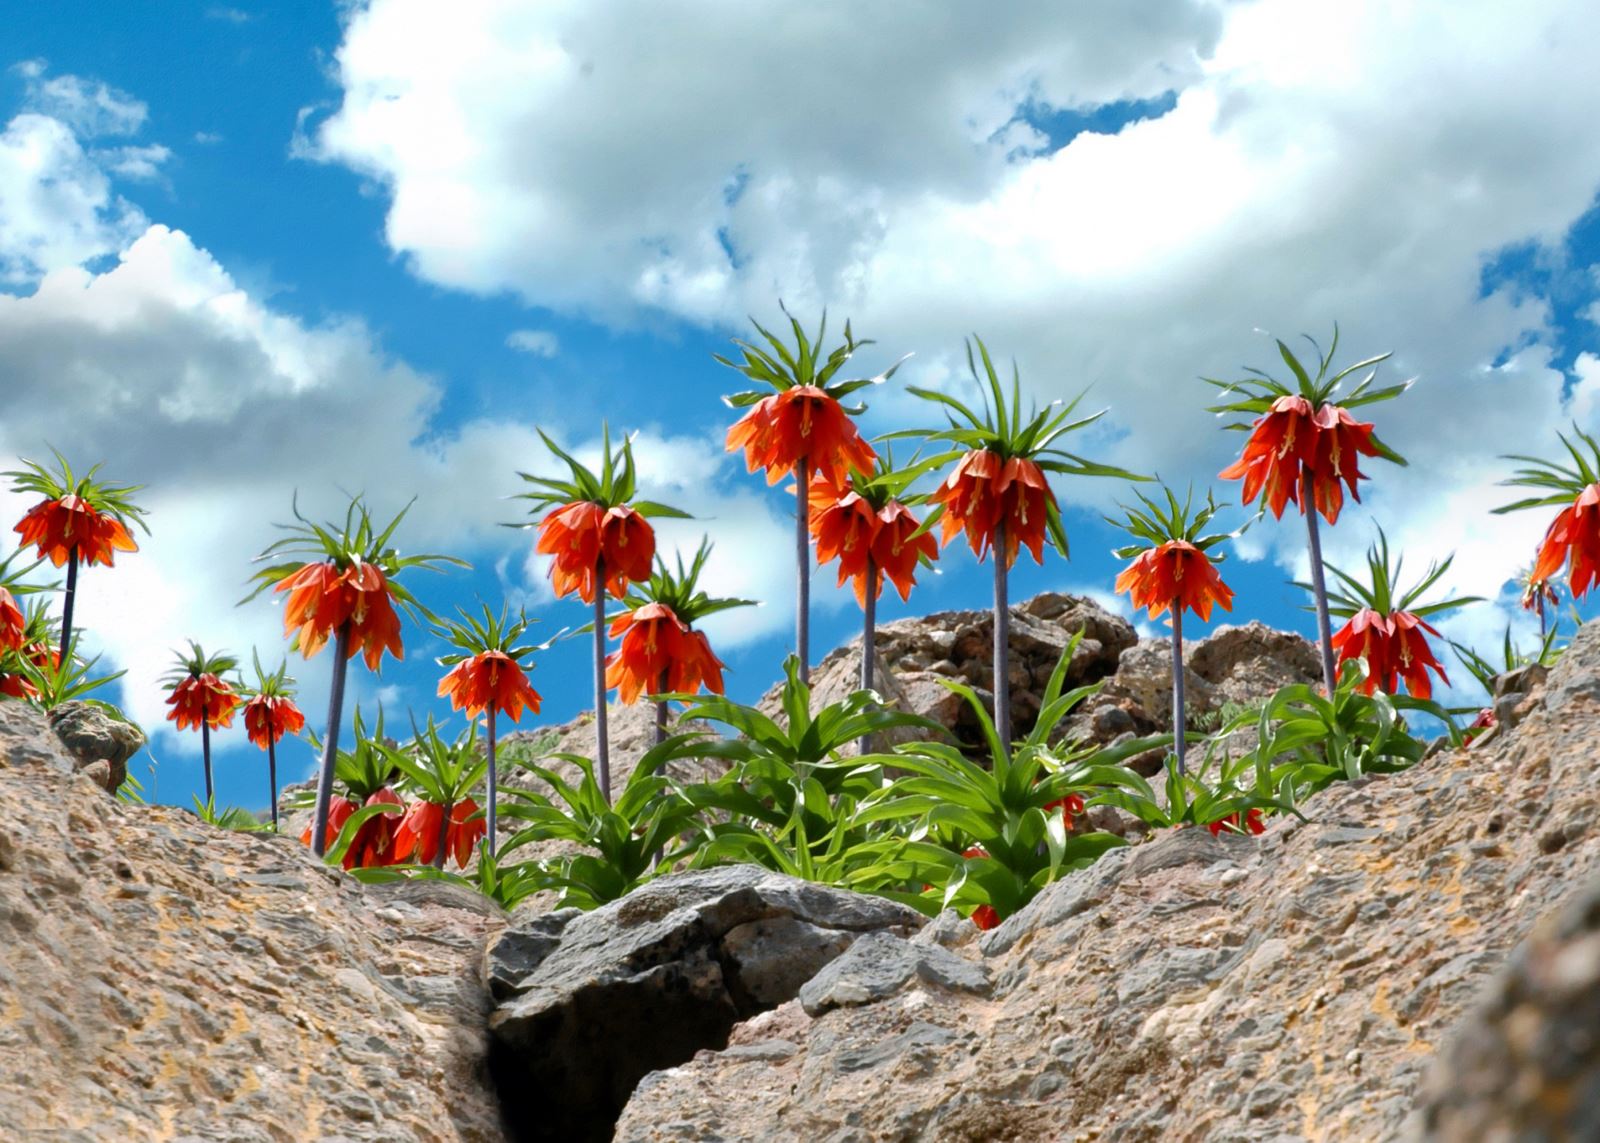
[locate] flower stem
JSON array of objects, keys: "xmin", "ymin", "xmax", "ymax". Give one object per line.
[
  {"xmin": 202, "ymin": 718, "xmax": 214, "ymax": 805},
  {"xmin": 311, "ymin": 624, "xmax": 352, "ymax": 859},
  {"xmin": 859, "ymin": 555, "xmax": 876, "ymax": 757},
  {"xmin": 267, "ymin": 737, "xmax": 279, "ymax": 831},
  {"xmin": 487, "ymin": 705, "xmax": 499, "ymax": 851},
  {"xmin": 593, "ymin": 567, "xmax": 611, "ymax": 804},
  {"xmin": 433, "ymin": 798, "xmax": 453, "ymax": 870},
  {"xmin": 1171, "ymin": 605, "xmax": 1186, "ymax": 775},
  {"xmin": 654, "ymin": 669, "xmax": 668, "ymax": 747},
  {"xmin": 992, "ymin": 519, "xmax": 1011, "ymax": 759},
  {"xmin": 61, "ymin": 548, "xmax": 79, "ymax": 660},
  {"xmin": 1302, "ymin": 471, "xmax": 1337, "ymax": 695},
  {"xmin": 796, "ymin": 457, "xmax": 811, "ymax": 687}
]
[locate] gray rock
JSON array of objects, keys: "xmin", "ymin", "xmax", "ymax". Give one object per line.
[
  {"xmin": 488, "ymin": 865, "xmax": 923, "ymax": 1142},
  {"xmin": 46, "ymin": 700, "xmax": 146, "ymax": 793},
  {"xmin": 1544, "ymin": 619, "xmax": 1600, "ymax": 711},
  {"xmin": 798, "ymin": 930, "xmax": 992, "ymax": 1016},
  {"xmin": 484, "ymin": 906, "xmax": 580, "ymax": 1001}
]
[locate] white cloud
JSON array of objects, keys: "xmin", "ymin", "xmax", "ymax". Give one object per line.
[
  {"xmin": 312, "ymin": 0, "xmax": 1600, "ymax": 651},
  {"xmin": 16, "ymin": 62, "xmax": 149, "ymax": 138},
  {"xmin": 505, "ymin": 327, "xmax": 558, "ymax": 356},
  {"xmin": 193, "ymin": 132, "xmax": 224, "ymax": 146}
]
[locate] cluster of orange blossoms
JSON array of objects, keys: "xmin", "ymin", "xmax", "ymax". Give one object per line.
[
  {"xmin": 929, "ymin": 451, "xmax": 1051, "ymax": 569},
  {"xmin": 438, "ymin": 649, "xmax": 543, "ymax": 722},
  {"xmin": 604, "ymin": 602, "xmax": 724, "ymax": 705},
  {"xmin": 242, "ymin": 693, "xmax": 306, "ymax": 750},
  {"xmin": 165, "ymin": 673, "xmax": 241, "ymax": 731},
  {"xmin": 536, "ymin": 502, "xmax": 655, "ymax": 602},
  {"xmin": 277, "ymin": 561, "xmax": 404, "ymax": 670},
  {"xmin": 726, "ymin": 385, "xmax": 877, "ymax": 486},
  {"xmin": 1329, "ymin": 607, "xmax": 1450, "ymax": 700},
  {"xmin": 1531, "ymin": 482, "xmax": 1600, "ymax": 598},
  {"xmin": 14, "ymin": 494, "xmax": 138, "ymax": 568},
  {"xmin": 301, "ymin": 790, "xmax": 486, "ymax": 872},
  {"xmin": 1218, "ymin": 395, "xmax": 1381, "ymax": 524},
  {"xmin": 1114, "ymin": 540, "xmax": 1235, "ymax": 622},
  {"xmin": 808, "ymin": 478, "xmax": 939, "ymax": 606}
]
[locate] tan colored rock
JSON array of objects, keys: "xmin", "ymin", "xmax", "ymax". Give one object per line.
[
  {"xmin": 0, "ymin": 701, "xmax": 506, "ymax": 1141},
  {"xmin": 615, "ymin": 623, "xmax": 1600, "ymax": 1141}
]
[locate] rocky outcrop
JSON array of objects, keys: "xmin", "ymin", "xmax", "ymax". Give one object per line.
[
  {"xmin": 486, "ymin": 866, "xmax": 925, "ymax": 1142},
  {"xmin": 1417, "ymin": 868, "xmax": 1600, "ymax": 1140},
  {"xmin": 0, "ymin": 700, "xmax": 506, "ymax": 1141},
  {"xmin": 613, "ymin": 621, "xmax": 1600, "ymax": 1141},
  {"xmin": 46, "ymin": 699, "xmax": 146, "ymax": 793}
]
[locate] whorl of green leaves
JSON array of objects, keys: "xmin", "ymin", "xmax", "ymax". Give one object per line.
[
  {"xmin": 432, "ymin": 601, "xmax": 556, "ymax": 667},
  {"xmin": 511, "ymin": 424, "xmax": 689, "ymax": 521},
  {"xmin": 609, "ymin": 538, "xmax": 756, "ymax": 629},
  {"xmin": 716, "ymin": 304, "xmax": 906, "ymax": 410},
  {"xmin": 1494, "ymin": 423, "xmax": 1600, "ymax": 512},
  {"xmin": 1305, "ymin": 527, "xmax": 1479, "ymax": 619},
  {"xmin": 1108, "ymin": 484, "xmax": 1240, "ymax": 561},
  {"xmin": 161, "ymin": 639, "xmax": 240, "ymax": 685},
  {"xmin": 3, "ymin": 448, "xmax": 151, "ymax": 534}
]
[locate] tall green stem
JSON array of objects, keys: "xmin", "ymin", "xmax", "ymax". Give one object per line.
[
  {"xmin": 796, "ymin": 457, "xmax": 811, "ymax": 687},
  {"xmin": 1301, "ymin": 470, "xmax": 1337, "ymax": 695},
  {"xmin": 1171, "ymin": 606, "xmax": 1187, "ymax": 775},
  {"xmin": 60, "ymin": 549, "xmax": 79, "ymax": 660},
  {"xmin": 992, "ymin": 519, "xmax": 1011, "ymax": 759},
  {"xmin": 593, "ymin": 566, "xmax": 611, "ymax": 804},
  {"xmin": 267, "ymin": 737, "xmax": 279, "ymax": 830},
  {"xmin": 201, "ymin": 718, "xmax": 214, "ymax": 804},
  {"xmin": 486, "ymin": 705, "xmax": 499, "ymax": 850},
  {"xmin": 311, "ymin": 624, "xmax": 353, "ymax": 859},
  {"xmin": 858, "ymin": 556, "xmax": 876, "ymax": 757}
]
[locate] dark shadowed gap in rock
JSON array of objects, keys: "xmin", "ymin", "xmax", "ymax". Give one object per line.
[{"xmin": 489, "ymin": 963, "xmax": 744, "ymax": 1143}]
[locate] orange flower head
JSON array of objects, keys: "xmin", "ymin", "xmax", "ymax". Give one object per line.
[
  {"xmin": 342, "ymin": 787, "xmax": 406, "ymax": 871},
  {"xmin": 599, "ymin": 505, "xmax": 656, "ymax": 598},
  {"xmin": 1330, "ymin": 607, "xmax": 1447, "ymax": 699},
  {"xmin": 438, "ymin": 649, "xmax": 543, "ymax": 722},
  {"xmin": 872, "ymin": 500, "xmax": 939, "ymax": 603},
  {"xmin": 393, "ymin": 798, "xmax": 486, "ymax": 869},
  {"xmin": 1306, "ymin": 403, "xmax": 1381, "ymax": 524},
  {"xmin": 164, "ymin": 673, "xmax": 241, "ymax": 732},
  {"xmin": 14, "ymin": 495, "xmax": 138, "ymax": 568},
  {"xmin": 0, "ymin": 671, "xmax": 38, "ymax": 701},
  {"xmin": 275, "ymin": 560, "xmax": 405, "ymax": 669},
  {"xmin": 1114, "ymin": 540, "xmax": 1236, "ymax": 623},
  {"xmin": 0, "ymin": 588, "xmax": 23, "ymax": 653},
  {"xmin": 810, "ymin": 485, "xmax": 883, "ymax": 606},
  {"xmin": 1217, "ymin": 394, "xmax": 1318, "ymax": 519},
  {"xmin": 242, "ymin": 694, "xmax": 306, "ymax": 749},
  {"xmin": 931, "ymin": 450, "xmax": 1053, "ymax": 570},
  {"xmin": 1207, "ymin": 808, "xmax": 1266, "ymax": 837},
  {"xmin": 535, "ymin": 500, "xmax": 605, "ymax": 601},
  {"xmin": 725, "ymin": 385, "xmax": 877, "ymax": 486},
  {"xmin": 301, "ymin": 793, "xmax": 357, "ymax": 852},
  {"xmin": 1531, "ymin": 482, "xmax": 1600, "ymax": 599},
  {"xmin": 605, "ymin": 601, "xmax": 688, "ymax": 705}
]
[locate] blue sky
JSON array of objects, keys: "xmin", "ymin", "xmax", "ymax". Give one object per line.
[{"xmin": 3, "ymin": 1, "xmax": 1600, "ymax": 812}]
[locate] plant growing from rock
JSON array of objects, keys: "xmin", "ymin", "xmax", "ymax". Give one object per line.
[
  {"xmin": 245, "ymin": 494, "xmax": 463, "ymax": 858},
  {"xmin": 601, "ymin": 540, "xmax": 752, "ymax": 745},
  {"xmin": 434, "ymin": 603, "xmax": 546, "ymax": 844},
  {"xmin": 0, "ymin": 550, "xmax": 49, "ymax": 656},
  {"xmin": 907, "ymin": 336, "xmax": 1142, "ymax": 755},
  {"xmin": 1210, "ymin": 330, "xmax": 1408, "ymax": 694},
  {"xmin": 298, "ymin": 706, "xmax": 408, "ymax": 870},
  {"xmin": 808, "ymin": 453, "xmax": 940, "ymax": 750},
  {"xmin": 513, "ymin": 427, "xmax": 685, "ymax": 802},
  {"xmin": 162, "ymin": 640, "xmax": 242, "ymax": 805},
  {"xmin": 669, "ymin": 656, "xmax": 937, "ymax": 872},
  {"xmin": 0, "ymin": 607, "xmax": 123, "ymax": 709},
  {"xmin": 190, "ymin": 796, "xmax": 273, "ymax": 832},
  {"xmin": 240, "ymin": 652, "xmax": 305, "ymax": 831},
  {"xmin": 887, "ymin": 635, "xmax": 1162, "ymax": 928},
  {"xmin": 720, "ymin": 309, "xmax": 898, "ymax": 687},
  {"xmin": 1110, "ymin": 485, "xmax": 1237, "ymax": 773},
  {"xmin": 5, "ymin": 450, "xmax": 148, "ymax": 656},
  {"xmin": 1313, "ymin": 529, "xmax": 1476, "ymax": 700},
  {"xmin": 1495, "ymin": 424, "xmax": 1600, "ymax": 603},
  {"xmin": 1449, "ymin": 625, "xmax": 1562, "ymax": 743},
  {"xmin": 386, "ymin": 716, "xmax": 488, "ymax": 870},
  {"xmin": 499, "ymin": 738, "xmax": 709, "ymax": 909}
]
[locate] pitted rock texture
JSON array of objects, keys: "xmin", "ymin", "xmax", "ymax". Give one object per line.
[
  {"xmin": 486, "ymin": 865, "xmax": 925, "ymax": 1142},
  {"xmin": 614, "ymin": 625, "xmax": 1600, "ymax": 1141},
  {"xmin": 0, "ymin": 701, "xmax": 507, "ymax": 1142},
  {"xmin": 1416, "ymin": 868, "xmax": 1600, "ymax": 1140},
  {"xmin": 47, "ymin": 699, "xmax": 146, "ymax": 793}
]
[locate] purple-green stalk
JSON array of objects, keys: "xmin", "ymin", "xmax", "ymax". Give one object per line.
[
  {"xmin": 1171, "ymin": 607, "xmax": 1187, "ymax": 775},
  {"xmin": 593, "ymin": 559, "xmax": 611, "ymax": 803},
  {"xmin": 796, "ymin": 457, "xmax": 811, "ymax": 687},
  {"xmin": 1301, "ymin": 470, "xmax": 1338, "ymax": 695},
  {"xmin": 992, "ymin": 518, "xmax": 1011, "ymax": 757},
  {"xmin": 310, "ymin": 624, "xmax": 353, "ymax": 859}
]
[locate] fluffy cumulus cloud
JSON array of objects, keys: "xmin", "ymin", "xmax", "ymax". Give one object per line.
[
  {"xmin": 313, "ymin": 0, "xmax": 1600, "ymax": 632},
  {"xmin": 0, "ymin": 78, "xmax": 792, "ymax": 750}
]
